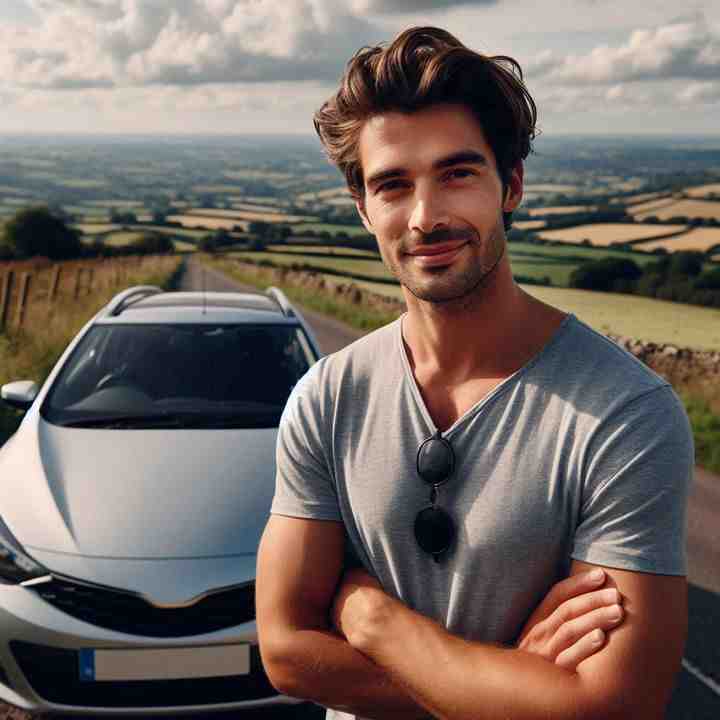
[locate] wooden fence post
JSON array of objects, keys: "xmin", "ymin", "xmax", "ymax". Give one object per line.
[
  {"xmin": 48, "ymin": 266, "xmax": 61, "ymax": 307},
  {"xmin": 16, "ymin": 273, "xmax": 32, "ymax": 329},
  {"xmin": 0, "ymin": 271, "xmax": 13, "ymax": 332},
  {"xmin": 73, "ymin": 268, "xmax": 83, "ymax": 300}
]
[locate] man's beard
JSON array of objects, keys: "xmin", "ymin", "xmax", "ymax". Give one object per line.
[{"xmin": 386, "ymin": 223, "xmax": 506, "ymax": 304}]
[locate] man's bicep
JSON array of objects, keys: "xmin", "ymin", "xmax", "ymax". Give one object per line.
[
  {"xmin": 571, "ymin": 559, "xmax": 687, "ymax": 718},
  {"xmin": 256, "ymin": 514, "xmax": 346, "ymax": 633}
]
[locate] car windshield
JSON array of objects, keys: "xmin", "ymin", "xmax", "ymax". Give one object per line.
[{"xmin": 41, "ymin": 323, "xmax": 315, "ymax": 429}]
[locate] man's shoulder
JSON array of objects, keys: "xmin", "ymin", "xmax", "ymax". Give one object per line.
[
  {"xmin": 558, "ymin": 315, "xmax": 669, "ymax": 393},
  {"xmin": 291, "ymin": 317, "xmax": 401, "ymax": 401},
  {"xmin": 317, "ymin": 316, "xmax": 401, "ymax": 377}
]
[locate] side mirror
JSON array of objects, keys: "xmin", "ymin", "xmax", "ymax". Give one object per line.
[{"xmin": 1, "ymin": 381, "xmax": 39, "ymax": 411}]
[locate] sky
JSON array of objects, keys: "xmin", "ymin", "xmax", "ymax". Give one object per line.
[{"xmin": 1, "ymin": 0, "xmax": 719, "ymax": 136}]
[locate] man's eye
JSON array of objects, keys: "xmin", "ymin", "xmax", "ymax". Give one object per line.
[
  {"xmin": 445, "ymin": 168, "xmax": 475, "ymax": 180},
  {"xmin": 377, "ymin": 180, "xmax": 406, "ymax": 193}
]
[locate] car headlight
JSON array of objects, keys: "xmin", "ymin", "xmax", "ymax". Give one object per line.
[{"xmin": 0, "ymin": 516, "xmax": 48, "ymax": 584}]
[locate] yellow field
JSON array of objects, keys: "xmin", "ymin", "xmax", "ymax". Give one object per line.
[
  {"xmin": 514, "ymin": 220, "xmax": 546, "ymax": 230},
  {"xmin": 537, "ymin": 223, "xmax": 686, "ymax": 246},
  {"xmin": 685, "ymin": 184, "xmax": 720, "ymax": 198},
  {"xmin": 166, "ymin": 214, "xmax": 249, "ymax": 231},
  {"xmin": 634, "ymin": 199, "xmax": 720, "ymax": 221},
  {"xmin": 296, "ymin": 187, "xmax": 349, "ymax": 201},
  {"xmin": 527, "ymin": 206, "xmax": 595, "ymax": 216},
  {"xmin": 626, "ymin": 197, "xmax": 678, "ymax": 215},
  {"xmin": 74, "ymin": 223, "xmax": 122, "ymax": 234},
  {"xmin": 186, "ymin": 208, "xmax": 311, "ymax": 223},
  {"xmin": 612, "ymin": 192, "xmax": 667, "ymax": 206},
  {"xmin": 338, "ymin": 278, "xmax": 720, "ymax": 350},
  {"xmin": 637, "ymin": 228, "xmax": 720, "ymax": 254}
]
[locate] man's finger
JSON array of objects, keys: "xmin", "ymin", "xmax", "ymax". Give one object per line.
[
  {"xmin": 544, "ymin": 587, "xmax": 623, "ymax": 636},
  {"xmin": 528, "ymin": 569, "xmax": 606, "ymax": 626},
  {"xmin": 555, "ymin": 629, "xmax": 606, "ymax": 671},
  {"xmin": 548, "ymin": 604, "xmax": 624, "ymax": 659}
]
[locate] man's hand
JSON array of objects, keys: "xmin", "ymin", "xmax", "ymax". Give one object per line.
[
  {"xmin": 517, "ymin": 567, "xmax": 624, "ymax": 669},
  {"xmin": 333, "ymin": 567, "xmax": 624, "ymax": 672}
]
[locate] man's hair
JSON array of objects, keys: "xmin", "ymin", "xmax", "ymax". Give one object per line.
[{"xmin": 313, "ymin": 26, "xmax": 538, "ymax": 230}]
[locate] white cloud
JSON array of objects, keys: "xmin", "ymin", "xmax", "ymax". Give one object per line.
[
  {"xmin": 352, "ymin": 0, "xmax": 495, "ymax": 12},
  {"xmin": 676, "ymin": 81, "xmax": 720, "ymax": 103},
  {"xmin": 531, "ymin": 16, "xmax": 720, "ymax": 84},
  {"xmin": 2, "ymin": 0, "xmax": 379, "ymax": 90}
]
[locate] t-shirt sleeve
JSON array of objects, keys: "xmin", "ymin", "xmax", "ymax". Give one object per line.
[
  {"xmin": 270, "ymin": 361, "xmax": 342, "ymax": 522},
  {"xmin": 571, "ymin": 385, "xmax": 693, "ymax": 575}
]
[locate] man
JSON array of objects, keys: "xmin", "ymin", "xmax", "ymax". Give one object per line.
[{"xmin": 257, "ymin": 26, "xmax": 692, "ymax": 720}]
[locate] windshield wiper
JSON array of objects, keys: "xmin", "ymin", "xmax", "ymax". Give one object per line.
[
  {"xmin": 60, "ymin": 410, "xmax": 282, "ymax": 429},
  {"xmin": 61, "ymin": 413, "xmax": 197, "ymax": 429}
]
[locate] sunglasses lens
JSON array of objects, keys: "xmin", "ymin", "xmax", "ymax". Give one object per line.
[
  {"xmin": 414, "ymin": 506, "xmax": 455, "ymax": 556},
  {"xmin": 417, "ymin": 437, "xmax": 454, "ymax": 485}
]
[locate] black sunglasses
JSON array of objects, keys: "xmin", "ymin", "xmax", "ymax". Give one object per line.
[{"xmin": 414, "ymin": 430, "xmax": 456, "ymax": 562}]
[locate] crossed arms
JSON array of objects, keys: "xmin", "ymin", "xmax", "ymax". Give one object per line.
[{"xmin": 256, "ymin": 515, "xmax": 687, "ymax": 720}]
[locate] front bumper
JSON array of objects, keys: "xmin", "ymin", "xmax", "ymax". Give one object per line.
[{"xmin": 0, "ymin": 583, "xmax": 301, "ymax": 715}]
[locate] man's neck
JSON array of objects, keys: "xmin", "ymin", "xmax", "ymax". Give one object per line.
[{"xmin": 401, "ymin": 267, "xmax": 559, "ymax": 382}]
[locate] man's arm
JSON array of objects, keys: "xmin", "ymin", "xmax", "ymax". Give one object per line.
[
  {"xmin": 257, "ymin": 516, "xmax": 631, "ymax": 719},
  {"xmin": 333, "ymin": 559, "xmax": 687, "ymax": 720},
  {"xmin": 256, "ymin": 514, "xmax": 428, "ymax": 719}
]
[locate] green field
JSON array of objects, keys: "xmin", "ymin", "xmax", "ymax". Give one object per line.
[
  {"xmin": 267, "ymin": 244, "xmax": 380, "ymax": 258},
  {"xmin": 332, "ymin": 277, "xmax": 720, "ymax": 350},
  {"xmin": 293, "ymin": 223, "xmax": 369, "ymax": 237},
  {"xmin": 236, "ymin": 251, "xmax": 393, "ymax": 281},
  {"xmin": 173, "ymin": 239, "xmax": 198, "ymax": 252},
  {"xmin": 103, "ymin": 231, "xmax": 147, "ymax": 247}
]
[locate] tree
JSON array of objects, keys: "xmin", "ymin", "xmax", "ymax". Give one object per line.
[
  {"xmin": 568, "ymin": 258, "xmax": 642, "ymax": 293},
  {"xmin": 669, "ymin": 251, "xmax": 704, "ymax": 277},
  {"xmin": 2, "ymin": 206, "xmax": 82, "ymax": 259}
]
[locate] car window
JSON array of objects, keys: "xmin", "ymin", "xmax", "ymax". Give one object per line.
[{"xmin": 41, "ymin": 323, "xmax": 314, "ymax": 429}]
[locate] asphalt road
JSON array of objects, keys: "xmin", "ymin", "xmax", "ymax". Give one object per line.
[{"xmin": 2, "ymin": 258, "xmax": 717, "ymax": 718}]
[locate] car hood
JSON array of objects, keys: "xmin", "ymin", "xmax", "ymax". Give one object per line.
[{"xmin": 0, "ymin": 413, "xmax": 279, "ymax": 560}]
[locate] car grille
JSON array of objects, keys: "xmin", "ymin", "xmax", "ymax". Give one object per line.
[
  {"xmin": 10, "ymin": 641, "xmax": 278, "ymax": 707},
  {"xmin": 31, "ymin": 576, "xmax": 255, "ymax": 637}
]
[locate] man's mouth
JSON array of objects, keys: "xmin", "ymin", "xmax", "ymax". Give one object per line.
[{"xmin": 406, "ymin": 240, "xmax": 467, "ymax": 267}]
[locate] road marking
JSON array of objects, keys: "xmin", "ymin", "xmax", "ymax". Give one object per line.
[{"xmin": 682, "ymin": 658, "xmax": 720, "ymax": 696}]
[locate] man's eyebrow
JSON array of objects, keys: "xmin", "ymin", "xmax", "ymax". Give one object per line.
[
  {"xmin": 434, "ymin": 150, "xmax": 488, "ymax": 169},
  {"xmin": 365, "ymin": 150, "xmax": 488, "ymax": 190}
]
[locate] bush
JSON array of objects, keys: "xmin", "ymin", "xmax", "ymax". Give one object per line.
[
  {"xmin": 3, "ymin": 206, "xmax": 83, "ymax": 260},
  {"xmin": 695, "ymin": 268, "xmax": 720, "ymax": 290}
]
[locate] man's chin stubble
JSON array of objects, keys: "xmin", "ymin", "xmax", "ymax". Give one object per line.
[{"xmin": 400, "ymin": 244, "xmax": 507, "ymax": 306}]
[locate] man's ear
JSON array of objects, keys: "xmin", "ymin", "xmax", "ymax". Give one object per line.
[
  {"xmin": 502, "ymin": 162, "xmax": 524, "ymax": 213},
  {"xmin": 356, "ymin": 197, "xmax": 375, "ymax": 236}
]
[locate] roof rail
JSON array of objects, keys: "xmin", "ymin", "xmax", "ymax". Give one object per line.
[
  {"xmin": 105, "ymin": 286, "xmax": 163, "ymax": 317},
  {"xmin": 266, "ymin": 287, "xmax": 295, "ymax": 318}
]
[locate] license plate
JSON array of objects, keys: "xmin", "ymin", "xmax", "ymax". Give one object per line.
[{"xmin": 79, "ymin": 645, "xmax": 250, "ymax": 682}]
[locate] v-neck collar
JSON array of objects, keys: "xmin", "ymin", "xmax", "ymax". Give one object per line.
[{"xmin": 397, "ymin": 312, "xmax": 574, "ymax": 439}]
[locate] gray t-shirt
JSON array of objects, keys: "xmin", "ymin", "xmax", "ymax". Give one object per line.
[{"xmin": 271, "ymin": 314, "xmax": 693, "ymax": 718}]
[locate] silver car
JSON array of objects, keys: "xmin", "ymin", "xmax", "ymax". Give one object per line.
[{"xmin": 0, "ymin": 285, "xmax": 321, "ymax": 715}]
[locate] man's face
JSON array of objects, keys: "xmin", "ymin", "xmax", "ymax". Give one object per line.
[{"xmin": 356, "ymin": 104, "xmax": 522, "ymax": 304}]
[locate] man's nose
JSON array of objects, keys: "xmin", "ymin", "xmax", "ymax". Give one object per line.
[{"xmin": 408, "ymin": 188, "xmax": 449, "ymax": 235}]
